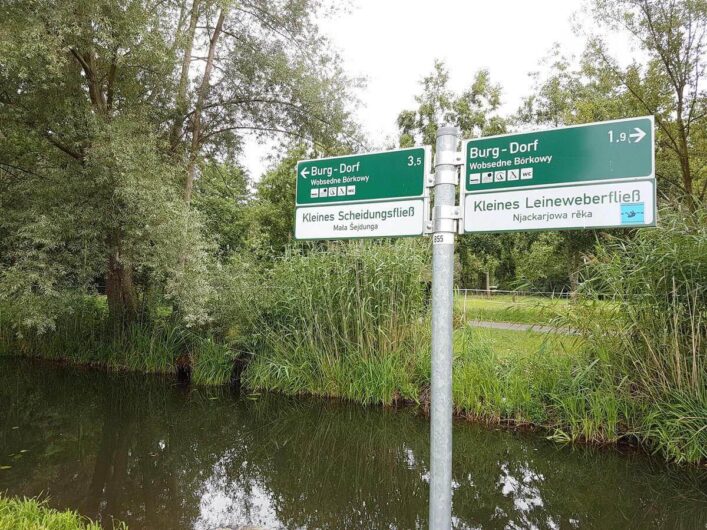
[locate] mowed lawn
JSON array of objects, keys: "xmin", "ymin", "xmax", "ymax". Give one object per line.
[
  {"xmin": 454, "ymin": 294, "xmax": 571, "ymax": 326},
  {"xmin": 464, "ymin": 328, "xmax": 581, "ymax": 355},
  {"xmin": 453, "ymin": 294, "xmax": 584, "ymax": 358},
  {"xmin": 455, "ymin": 326, "xmax": 581, "ymax": 357}
]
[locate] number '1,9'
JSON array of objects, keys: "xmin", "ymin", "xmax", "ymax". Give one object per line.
[{"xmin": 608, "ymin": 130, "xmax": 628, "ymax": 143}]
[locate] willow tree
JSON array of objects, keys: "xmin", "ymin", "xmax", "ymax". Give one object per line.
[
  {"xmin": 0, "ymin": 0, "xmax": 358, "ymax": 328},
  {"xmin": 166, "ymin": 0, "xmax": 361, "ymax": 201}
]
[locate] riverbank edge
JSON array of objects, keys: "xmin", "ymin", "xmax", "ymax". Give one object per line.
[{"xmin": 1, "ymin": 351, "xmax": 684, "ymax": 467}]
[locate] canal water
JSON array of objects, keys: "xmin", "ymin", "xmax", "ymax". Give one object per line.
[{"xmin": 0, "ymin": 358, "xmax": 705, "ymax": 529}]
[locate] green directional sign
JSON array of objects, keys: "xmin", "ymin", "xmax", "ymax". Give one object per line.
[
  {"xmin": 463, "ymin": 116, "xmax": 654, "ymax": 192},
  {"xmin": 296, "ymin": 147, "xmax": 428, "ymax": 205},
  {"xmin": 461, "ymin": 116, "xmax": 656, "ymax": 234}
]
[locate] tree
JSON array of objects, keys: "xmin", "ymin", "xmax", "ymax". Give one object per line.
[
  {"xmin": 0, "ymin": 0, "xmax": 179, "ymax": 325},
  {"xmin": 0, "ymin": 0, "xmax": 359, "ymax": 328},
  {"xmin": 586, "ymin": 0, "xmax": 707, "ymax": 204},
  {"xmin": 246, "ymin": 147, "xmax": 304, "ymax": 257},
  {"xmin": 166, "ymin": 0, "xmax": 363, "ymax": 203},
  {"xmin": 397, "ymin": 61, "xmax": 510, "ymax": 288},
  {"xmin": 514, "ymin": 233, "xmax": 578, "ymax": 292},
  {"xmin": 397, "ymin": 60, "xmax": 506, "ymax": 148},
  {"xmin": 192, "ymin": 162, "xmax": 251, "ymax": 256}
]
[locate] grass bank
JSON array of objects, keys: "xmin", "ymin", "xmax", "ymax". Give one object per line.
[
  {"xmin": 242, "ymin": 235, "xmax": 705, "ymax": 465},
  {"xmin": 0, "ymin": 496, "xmax": 126, "ymax": 529},
  {"xmin": 0, "ymin": 298, "xmax": 237, "ymax": 386},
  {"xmin": 245, "ymin": 321, "xmax": 622, "ymax": 437},
  {"xmin": 1, "ymin": 230, "xmax": 704, "ymax": 465}
]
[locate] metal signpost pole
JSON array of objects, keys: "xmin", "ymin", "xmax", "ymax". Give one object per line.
[{"xmin": 429, "ymin": 126, "xmax": 459, "ymax": 530}]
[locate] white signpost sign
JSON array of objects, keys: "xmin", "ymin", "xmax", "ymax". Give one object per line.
[
  {"xmin": 295, "ymin": 199, "xmax": 425, "ymax": 239},
  {"xmin": 464, "ymin": 180, "xmax": 655, "ymax": 232}
]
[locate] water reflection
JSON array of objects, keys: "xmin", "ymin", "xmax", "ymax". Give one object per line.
[{"xmin": 0, "ymin": 358, "xmax": 705, "ymax": 529}]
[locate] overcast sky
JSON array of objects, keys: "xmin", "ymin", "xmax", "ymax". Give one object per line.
[{"xmin": 243, "ymin": 0, "xmax": 591, "ymax": 180}]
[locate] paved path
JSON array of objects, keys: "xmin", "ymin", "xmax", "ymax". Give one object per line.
[{"xmin": 468, "ymin": 320, "xmax": 578, "ymax": 335}]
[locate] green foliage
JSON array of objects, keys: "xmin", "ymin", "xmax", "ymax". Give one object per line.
[
  {"xmin": 452, "ymin": 327, "xmax": 579, "ymax": 426},
  {"xmin": 588, "ymin": 0, "xmax": 707, "ymax": 201},
  {"xmin": 246, "ymin": 312, "xmax": 627, "ymax": 448},
  {"xmin": 0, "ymin": 0, "xmax": 187, "ymax": 325},
  {"xmin": 246, "ymin": 347, "xmax": 424, "ymax": 405},
  {"xmin": 243, "ymin": 240, "xmax": 431, "ymax": 404},
  {"xmin": 192, "ymin": 163, "xmax": 251, "ymax": 256},
  {"xmin": 0, "ymin": 109, "xmax": 215, "ymax": 329},
  {"xmin": 514, "ymin": 233, "xmax": 574, "ymax": 291},
  {"xmin": 457, "ymin": 234, "xmax": 501, "ymax": 289},
  {"xmin": 514, "ymin": 0, "xmax": 707, "ymax": 293},
  {"xmin": 547, "ymin": 360, "xmax": 632, "ymax": 444},
  {"xmin": 0, "ymin": 300, "xmax": 244, "ymax": 387},
  {"xmin": 0, "ymin": 496, "xmax": 126, "ymax": 530},
  {"xmin": 245, "ymin": 147, "xmax": 304, "ymax": 257},
  {"xmin": 0, "ymin": 301, "xmax": 182, "ymax": 374},
  {"xmin": 0, "ymin": 0, "xmax": 705, "ymax": 469},
  {"xmin": 456, "ymin": 231, "xmax": 572, "ymax": 291},
  {"xmin": 569, "ymin": 205, "xmax": 706, "ymax": 462},
  {"xmin": 206, "ymin": 254, "xmax": 266, "ymax": 345},
  {"xmin": 640, "ymin": 392, "xmax": 707, "ymax": 465},
  {"xmin": 260, "ymin": 240, "xmax": 429, "ymax": 355},
  {"xmin": 397, "ymin": 60, "xmax": 506, "ymax": 147},
  {"xmin": 0, "ymin": 0, "xmax": 360, "ymax": 329},
  {"xmin": 579, "ymin": 205, "xmax": 706, "ymax": 397},
  {"xmin": 190, "ymin": 336, "xmax": 238, "ymax": 386}
]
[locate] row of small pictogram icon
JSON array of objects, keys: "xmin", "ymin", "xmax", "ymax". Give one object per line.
[
  {"xmin": 310, "ymin": 185, "xmax": 356, "ymax": 198},
  {"xmin": 469, "ymin": 168, "xmax": 533, "ymax": 185}
]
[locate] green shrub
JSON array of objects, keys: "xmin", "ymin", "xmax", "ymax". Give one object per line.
[
  {"xmin": 640, "ymin": 391, "xmax": 707, "ymax": 464},
  {"xmin": 453, "ymin": 327, "xmax": 579, "ymax": 426},
  {"xmin": 262, "ymin": 240, "xmax": 429, "ymax": 356},
  {"xmin": 207, "ymin": 253, "xmax": 266, "ymax": 346},
  {"xmin": 0, "ymin": 297, "xmax": 185, "ymax": 375}
]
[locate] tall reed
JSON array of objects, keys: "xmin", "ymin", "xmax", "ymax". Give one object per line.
[
  {"xmin": 261, "ymin": 240, "xmax": 428, "ymax": 357},
  {"xmin": 244, "ymin": 240, "xmax": 430, "ymax": 404},
  {"xmin": 571, "ymin": 205, "xmax": 706, "ymax": 462}
]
